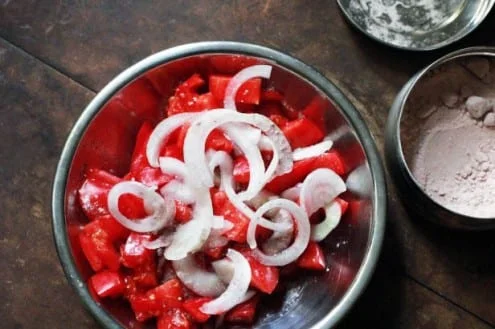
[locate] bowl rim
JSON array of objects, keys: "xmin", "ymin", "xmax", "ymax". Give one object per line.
[
  {"xmin": 389, "ymin": 46, "xmax": 495, "ymax": 225},
  {"xmin": 52, "ymin": 41, "xmax": 387, "ymax": 329}
]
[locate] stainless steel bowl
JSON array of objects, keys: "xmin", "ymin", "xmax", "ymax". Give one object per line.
[
  {"xmin": 386, "ymin": 46, "xmax": 495, "ymax": 230},
  {"xmin": 337, "ymin": 0, "xmax": 495, "ymax": 51},
  {"xmin": 52, "ymin": 41, "xmax": 386, "ymax": 329}
]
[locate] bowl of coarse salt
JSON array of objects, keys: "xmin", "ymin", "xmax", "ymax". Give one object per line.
[{"xmin": 386, "ymin": 46, "xmax": 495, "ymax": 230}]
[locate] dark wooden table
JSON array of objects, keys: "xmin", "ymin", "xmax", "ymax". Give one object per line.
[{"xmin": 1, "ymin": 2, "xmax": 494, "ymax": 328}]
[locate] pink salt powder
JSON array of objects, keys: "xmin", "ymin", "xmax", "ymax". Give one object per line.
[{"xmin": 401, "ymin": 57, "xmax": 495, "ymax": 218}]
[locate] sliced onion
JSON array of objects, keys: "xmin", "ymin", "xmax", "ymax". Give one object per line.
[
  {"xmin": 281, "ymin": 184, "xmax": 302, "ymax": 201},
  {"xmin": 172, "ymin": 255, "xmax": 226, "ymax": 297},
  {"xmin": 107, "ymin": 181, "xmax": 175, "ymax": 233},
  {"xmin": 143, "ymin": 231, "xmax": 174, "ymax": 250},
  {"xmin": 223, "ymin": 65, "xmax": 272, "ymax": 111},
  {"xmin": 292, "ymin": 140, "xmax": 333, "ymax": 161},
  {"xmin": 261, "ymin": 209, "xmax": 294, "ymax": 255},
  {"xmin": 159, "ymin": 157, "xmax": 189, "ymax": 181},
  {"xmin": 164, "ymin": 218, "xmax": 210, "ymax": 260},
  {"xmin": 251, "ymin": 199, "xmax": 310, "ymax": 266},
  {"xmin": 211, "ymin": 258, "xmax": 234, "ymax": 284},
  {"xmin": 183, "ymin": 109, "xmax": 293, "ymax": 192},
  {"xmin": 204, "ymin": 219, "xmax": 233, "ymax": 249},
  {"xmin": 311, "ymin": 200, "xmax": 342, "ymax": 242},
  {"xmin": 146, "ymin": 113, "xmax": 197, "ymax": 167},
  {"xmin": 300, "ymin": 168, "xmax": 346, "ymax": 216},
  {"xmin": 200, "ymin": 249, "xmax": 251, "ymax": 314},
  {"xmin": 160, "ymin": 180, "xmax": 196, "ymax": 205}
]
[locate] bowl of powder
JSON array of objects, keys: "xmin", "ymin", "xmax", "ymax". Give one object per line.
[{"xmin": 386, "ymin": 47, "xmax": 495, "ymax": 230}]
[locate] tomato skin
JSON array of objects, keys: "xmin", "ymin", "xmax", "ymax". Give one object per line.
[
  {"xmin": 239, "ymin": 250, "xmax": 279, "ymax": 294},
  {"xmin": 297, "ymin": 242, "xmax": 327, "ymax": 271},
  {"xmin": 225, "ymin": 295, "xmax": 260, "ymax": 324},
  {"xmin": 302, "ymin": 98, "xmax": 327, "ymax": 133},
  {"xmin": 182, "ymin": 297, "xmax": 212, "ymax": 323},
  {"xmin": 78, "ymin": 169, "xmax": 122, "ymax": 221},
  {"xmin": 89, "ymin": 270, "xmax": 125, "ymax": 298},
  {"xmin": 233, "ymin": 156, "xmax": 250, "ymax": 184},
  {"xmin": 205, "ymin": 129, "xmax": 233, "ymax": 153},
  {"xmin": 174, "ymin": 201, "xmax": 193, "ymax": 223},
  {"xmin": 120, "ymin": 233, "xmax": 155, "ymax": 269},
  {"xmin": 265, "ymin": 151, "xmax": 346, "ymax": 194},
  {"xmin": 157, "ymin": 309, "xmax": 192, "ymax": 329},
  {"xmin": 212, "ymin": 191, "xmax": 250, "ymax": 243},
  {"xmin": 209, "ymin": 55, "xmax": 260, "ymax": 74},
  {"xmin": 209, "ymin": 75, "xmax": 262, "ymax": 104},
  {"xmin": 282, "ymin": 117, "xmax": 325, "ymax": 149}
]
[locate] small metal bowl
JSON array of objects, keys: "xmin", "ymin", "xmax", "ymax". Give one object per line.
[
  {"xmin": 386, "ymin": 46, "xmax": 495, "ymax": 230},
  {"xmin": 52, "ymin": 41, "xmax": 386, "ymax": 329},
  {"xmin": 337, "ymin": 0, "xmax": 495, "ymax": 51}
]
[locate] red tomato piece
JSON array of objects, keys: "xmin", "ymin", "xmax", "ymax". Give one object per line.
[
  {"xmin": 265, "ymin": 151, "xmax": 346, "ymax": 194},
  {"xmin": 176, "ymin": 123, "xmax": 190, "ymax": 151},
  {"xmin": 297, "ymin": 242, "xmax": 326, "ymax": 271},
  {"xmin": 175, "ymin": 201, "xmax": 193, "ymax": 223},
  {"xmin": 205, "ymin": 129, "xmax": 233, "ymax": 153},
  {"xmin": 195, "ymin": 92, "xmax": 221, "ymax": 111},
  {"xmin": 129, "ymin": 294, "xmax": 161, "ymax": 322},
  {"xmin": 150, "ymin": 278, "xmax": 184, "ymax": 309},
  {"xmin": 225, "ymin": 295, "xmax": 260, "ymax": 324},
  {"xmin": 261, "ymin": 89, "xmax": 284, "ymax": 102},
  {"xmin": 79, "ymin": 218, "xmax": 121, "ymax": 272},
  {"xmin": 118, "ymin": 193, "xmax": 148, "ymax": 219},
  {"xmin": 203, "ymin": 245, "xmax": 227, "ymax": 260},
  {"xmin": 335, "ymin": 197, "xmax": 349, "ymax": 215},
  {"xmin": 78, "ymin": 168, "xmax": 122, "ymax": 221},
  {"xmin": 240, "ymin": 251, "xmax": 279, "ymax": 294},
  {"xmin": 182, "ymin": 297, "xmax": 212, "ymax": 323},
  {"xmin": 97, "ymin": 215, "xmax": 130, "ymax": 242},
  {"xmin": 269, "ymin": 114, "xmax": 289, "ymax": 129},
  {"xmin": 282, "ymin": 117, "xmax": 325, "ymax": 149},
  {"xmin": 302, "ymin": 98, "xmax": 326, "ymax": 133},
  {"xmin": 132, "ymin": 261, "xmax": 158, "ymax": 289},
  {"xmin": 233, "ymin": 156, "xmax": 250, "ymax": 184},
  {"xmin": 209, "ymin": 55, "xmax": 260, "ymax": 74},
  {"xmin": 209, "ymin": 75, "xmax": 262, "ymax": 104},
  {"xmin": 116, "ymin": 78, "xmax": 161, "ymax": 122},
  {"xmin": 89, "ymin": 270, "xmax": 125, "ymax": 298},
  {"xmin": 259, "ymin": 101, "xmax": 284, "ymax": 117},
  {"xmin": 121, "ymin": 233, "xmax": 155, "ymax": 269},
  {"xmin": 157, "ymin": 309, "xmax": 192, "ymax": 329}
]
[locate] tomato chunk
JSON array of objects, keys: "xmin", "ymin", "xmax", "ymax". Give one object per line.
[
  {"xmin": 121, "ymin": 233, "xmax": 155, "ymax": 269},
  {"xmin": 233, "ymin": 156, "xmax": 250, "ymax": 184},
  {"xmin": 265, "ymin": 151, "xmax": 346, "ymax": 194},
  {"xmin": 89, "ymin": 270, "xmax": 125, "ymax": 298},
  {"xmin": 78, "ymin": 169, "xmax": 122, "ymax": 221},
  {"xmin": 209, "ymin": 75, "xmax": 262, "ymax": 104},
  {"xmin": 225, "ymin": 295, "xmax": 260, "ymax": 324},
  {"xmin": 240, "ymin": 251, "xmax": 279, "ymax": 294},
  {"xmin": 157, "ymin": 309, "xmax": 192, "ymax": 329},
  {"xmin": 206, "ymin": 129, "xmax": 233, "ymax": 153},
  {"xmin": 183, "ymin": 297, "xmax": 212, "ymax": 323},
  {"xmin": 282, "ymin": 117, "xmax": 325, "ymax": 149},
  {"xmin": 297, "ymin": 242, "xmax": 326, "ymax": 270},
  {"xmin": 302, "ymin": 98, "xmax": 326, "ymax": 133},
  {"xmin": 174, "ymin": 201, "xmax": 193, "ymax": 223}
]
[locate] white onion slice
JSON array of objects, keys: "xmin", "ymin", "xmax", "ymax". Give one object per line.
[
  {"xmin": 261, "ymin": 209, "xmax": 294, "ymax": 255},
  {"xmin": 159, "ymin": 157, "xmax": 189, "ymax": 181},
  {"xmin": 311, "ymin": 201, "xmax": 342, "ymax": 242},
  {"xmin": 164, "ymin": 218, "xmax": 210, "ymax": 260},
  {"xmin": 200, "ymin": 249, "xmax": 251, "ymax": 314},
  {"xmin": 292, "ymin": 140, "xmax": 333, "ymax": 161},
  {"xmin": 183, "ymin": 109, "xmax": 292, "ymax": 190},
  {"xmin": 143, "ymin": 232, "xmax": 174, "ymax": 250},
  {"xmin": 223, "ymin": 65, "xmax": 272, "ymax": 111},
  {"xmin": 281, "ymin": 184, "xmax": 302, "ymax": 201},
  {"xmin": 251, "ymin": 199, "xmax": 310, "ymax": 266},
  {"xmin": 211, "ymin": 258, "xmax": 234, "ymax": 284},
  {"xmin": 172, "ymin": 255, "xmax": 226, "ymax": 297},
  {"xmin": 300, "ymin": 168, "xmax": 346, "ymax": 216},
  {"xmin": 107, "ymin": 181, "xmax": 175, "ymax": 233},
  {"xmin": 160, "ymin": 180, "xmax": 196, "ymax": 205},
  {"xmin": 146, "ymin": 113, "xmax": 197, "ymax": 167}
]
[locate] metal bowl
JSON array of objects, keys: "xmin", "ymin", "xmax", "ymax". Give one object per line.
[
  {"xmin": 52, "ymin": 41, "xmax": 386, "ymax": 329},
  {"xmin": 337, "ymin": 0, "xmax": 495, "ymax": 51},
  {"xmin": 386, "ymin": 46, "xmax": 495, "ymax": 230}
]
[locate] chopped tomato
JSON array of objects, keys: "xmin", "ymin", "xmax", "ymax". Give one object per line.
[
  {"xmin": 157, "ymin": 309, "xmax": 192, "ymax": 329},
  {"xmin": 162, "ymin": 144, "xmax": 183, "ymax": 160},
  {"xmin": 183, "ymin": 297, "xmax": 212, "ymax": 323},
  {"xmin": 261, "ymin": 89, "xmax": 284, "ymax": 101},
  {"xmin": 175, "ymin": 201, "xmax": 193, "ymax": 223},
  {"xmin": 150, "ymin": 278, "xmax": 184, "ymax": 309},
  {"xmin": 131, "ymin": 262, "xmax": 158, "ymax": 289},
  {"xmin": 203, "ymin": 245, "xmax": 227, "ymax": 260},
  {"xmin": 121, "ymin": 233, "xmax": 155, "ymax": 268},
  {"xmin": 78, "ymin": 168, "xmax": 122, "ymax": 221},
  {"xmin": 240, "ymin": 251, "xmax": 279, "ymax": 294},
  {"xmin": 209, "ymin": 75, "xmax": 262, "ymax": 104},
  {"xmin": 225, "ymin": 295, "xmax": 260, "ymax": 324},
  {"xmin": 205, "ymin": 129, "xmax": 233, "ymax": 153},
  {"xmin": 282, "ymin": 117, "xmax": 325, "ymax": 149},
  {"xmin": 269, "ymin": 114, "xmax": 289, "ymax": 129},
  {"xmin": 297, "ymin": 242, "xmax": 326, "ymax": 271},
  {"xmin": 259, "ymin": 102, "xmax": 284, "ymax": 117},
  {"xmin": 116, "ymin": 78, "xmax": 161, "ymax": 122},
  {"xmin": 265, "ymin": 151, "xmax": 346, "ymax": 194},
  {"xmin": 118, "ymin": 193, "xmax": 148, "ymax": 219},
  {"xmin": 302, "ymin": 98, "xmax": 326, "ymax": 133},
  {"xmin": 233, "ymin": 156, "xmax": 250, "ymax": 184},
  {"xmin": 79, "ymin": 217, "xmax": 121, "ymax": 272},
  {"xmin": 89, "ymin": 270, "xmax": 125, "ymax": 298}
]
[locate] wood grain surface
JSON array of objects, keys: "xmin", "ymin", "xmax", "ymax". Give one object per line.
[{"xmin": 0, "ymin": 1, "xmax": 494, "ymax": 328}]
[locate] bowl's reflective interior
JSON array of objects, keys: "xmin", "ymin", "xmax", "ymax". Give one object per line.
[{"xmin": 64, "ymin": 54, "xmax": 374, "ymax": 329}]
